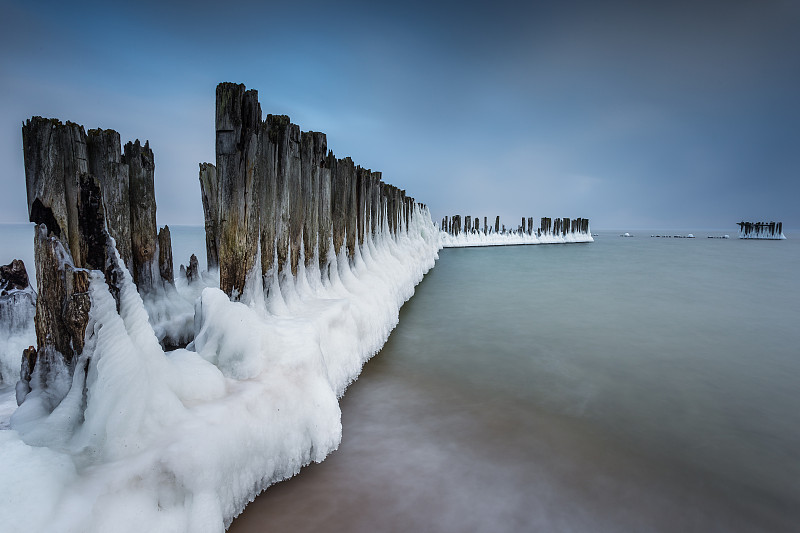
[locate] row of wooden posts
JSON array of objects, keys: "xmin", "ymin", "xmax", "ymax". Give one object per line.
[
  {"xmin": 201, "ymin": 83, "xmax": 423, "ymax": 298},
  {"xmin": 441, "ymin": 215, "xmax": 590, "ymax": 237},
  {"xmin": 737, "ymin": 221, "xmax": 783, "ymax": 237},
  {"xmin": 20, "ymin": 117, "xmax": 181, "ymax": 382},
  {"xmin": 17, "ymin": 83, "xmax": 426, "ymax": 394}
]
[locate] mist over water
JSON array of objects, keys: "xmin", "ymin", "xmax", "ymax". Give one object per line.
[{"xmin": 232, "ymin": 232, "xmax": 800, "ymax": 532}]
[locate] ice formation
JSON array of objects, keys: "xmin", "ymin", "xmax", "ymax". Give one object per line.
[
  {"xmin": 0, "ymin": 260, "xmax": 36, "ymax": 385},
  {"xmin": 0, "ymin": 290, "xmax": 35, "ymax": 385},
  {"xmin": 0, "ymin": 206, "xmax": 440, "ymax": 532}
]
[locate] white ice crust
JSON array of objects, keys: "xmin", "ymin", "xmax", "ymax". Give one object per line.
[
  {"xmin": 441, "ymin": 229, "xmax": 594, "ymax": 247},
  {"xmin": 0, "ymin": 206, "xmax": 440, "ymax": 532}
]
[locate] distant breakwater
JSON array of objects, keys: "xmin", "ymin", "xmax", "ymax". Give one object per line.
[
  {"xmin": 737, "ymin": 221, "xmax": 786, "ymax": 240},
  {"xmin": 440, "ymin": 215, "xmax": 592, "ymax": 247}
]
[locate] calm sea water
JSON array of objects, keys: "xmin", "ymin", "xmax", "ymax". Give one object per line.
[
  {"xmin": 231, "ymin": 231, "xmax": 800, "ymax": 532},
  {"xmin": 2, "ymin": 226, "xmax": 799, "ymax": 531}
]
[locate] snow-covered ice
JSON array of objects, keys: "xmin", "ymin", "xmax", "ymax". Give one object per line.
[{"xmin": 0, "ymin": 206, "xmax": 440, "ymax": 532}]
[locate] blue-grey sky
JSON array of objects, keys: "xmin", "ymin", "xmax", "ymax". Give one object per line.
[{"xmin": 2, "ymin": 0, "xmax": 798, "ymax": 230}]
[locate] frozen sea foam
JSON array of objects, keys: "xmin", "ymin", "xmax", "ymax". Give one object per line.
[{"xmin": 0, "ymin": 206, "xmax": 440, "ymax": 532}]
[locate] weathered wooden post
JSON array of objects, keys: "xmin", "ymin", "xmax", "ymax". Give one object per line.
[
  {"xmin": 355, "ymin": 167, "xmax": 367, "ymax": 247},
  {"xmin": 370, "ymin": 172, "xmax": 381, "ymax": 236},
  {"xmin": 301, "ymin": 131, "xmax": 325, "ymax": 268},
  {"xmin": 540, "ymin": 217, "xmax": 551, "ymax": 235},
  {"xmin": 199, "ymin": 163, "xmax": 219, "ymax": 270},
  {"xmin": 317, "ymin": 151, "xmax": 333, "ymax": 270},
  {"xmin": 393, "ymin": 187, "xmax": 403, "ymax": 235},
  {"xmin": 404, "ymin": 196, "xmax": 412, "ymax": 232},
  {"xmin": 185, "ymin": 254, "xmax": 200, "ymax": 283},
  {"xmin": 386, "ymin": 185, "xmax": 395, "ymax": 235},
  {"xmin": 330, "ymin": 156, "xmax": 344, "ymax": 256},
  {"xmin": 87, "ymin": 128, "xmax": 132, "ymax": 272},
  {"xmin": 345, "ymin": 159, "xmax": 358, "ymax": 257},
  {"xmin": 258, "ymin": 118, "xmax": 276, "ymax": 282},
  {"xmin": 215, "ymin": 83, "xmax": 263, "ymax": 296},
  {"xmin": 361, "ymin": 168, "xmax": 372, "ymax": 243},
  {"xmin": 158, "ymin": 226, "xmax": 174, "ymax": 285},
  {"xmin": 286, "ymin": 123, "xmax": 305, "ymax": 276},
  {"xmin": 20, "ymin": 117, "xmax": 131, "ymax": 402},
  {"xmin": 265, "ymin": 114, "xmax": 291, "ymax": 277},
  {"xmin": 125, "ymin": 140, "xmax": 160, "ymax": 291}
]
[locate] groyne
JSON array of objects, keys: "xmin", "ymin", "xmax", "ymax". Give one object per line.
[
  {"xmin": 3, "ymin": 83, "xmax": 439, "ymax": 532},
  {"xmin": 3, "ymin": 81, "xmax": 597, "ymax": 532},
  {"xmin": 440, "ymin": 215, "xmax": 592, "ymax": 247},
  {"xmin": 737, "ymin": 221, "xmax": 786, "ymax": 240}
]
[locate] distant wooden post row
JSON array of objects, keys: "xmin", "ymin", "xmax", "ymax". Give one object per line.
[{"xmin": 441, "ymin": 215, "xmax": 590, "ymax": 237}]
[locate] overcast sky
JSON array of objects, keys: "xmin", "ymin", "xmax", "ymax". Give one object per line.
[{"xmin": 1, "ymin": 0, "xmax": 798, "ymax": 230}]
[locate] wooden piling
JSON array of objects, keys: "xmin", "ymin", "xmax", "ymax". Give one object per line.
[
  {"xmin": 198, "ymin": 163, "xmax": 219, "ymax": 270},
  {"xmin": 158, "ymin": 225, "xmax": 174, "ymax": 285},
  {"xmin": 301, "ymin": 131, "xmax": 325, "ymax": 268},
  {"xmin": 215, "ymin": 83, "xmax": 262, "ymax": 296},
  {"xmin": 87, "ymin": 128, "xmax": 132, "ymax": 272},
  {"xmin": 317, "ymin": 151, "xmax": 332, "ymax": 270}
]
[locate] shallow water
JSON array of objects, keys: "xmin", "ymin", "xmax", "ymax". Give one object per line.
[{"xmin": 231, "ymin": 231, "xmax": 800, "ymax": 532}]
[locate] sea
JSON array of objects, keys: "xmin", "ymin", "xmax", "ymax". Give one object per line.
[{"xmin": 2, "ymin": 225, "xmax": 799, "ymax": 532}]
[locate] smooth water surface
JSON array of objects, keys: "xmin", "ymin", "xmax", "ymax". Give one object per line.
[{"xmin": 232, "ymin": 232, "xmax": 800, "ymax": 532}]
